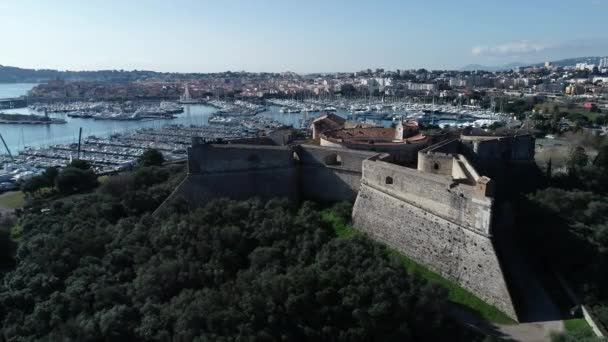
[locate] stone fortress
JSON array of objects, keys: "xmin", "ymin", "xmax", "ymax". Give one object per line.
[{"xmin": 163, "ymin": 117, "xmax": 537, "ymax": 322}]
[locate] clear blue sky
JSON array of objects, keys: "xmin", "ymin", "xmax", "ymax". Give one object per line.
[{"xmin": 1, "ymin": 0, "xmax": 607, "ymax": 73}]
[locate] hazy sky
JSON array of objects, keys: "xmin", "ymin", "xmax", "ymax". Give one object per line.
[{"xmin": 1, "ymin": 0, "xmax": 607, "ymax": 73}]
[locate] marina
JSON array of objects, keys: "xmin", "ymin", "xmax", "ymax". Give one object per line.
[
  {"xmin": 0, "ymin": 118, "xmax": 286, "ymax": 177},
  {"xmin": 205, "ymin": 99, "xmax": 266, "ymax": 116},
  {"xmin": 268, "ymin": 97, "xmax": 510, "ymax": 128},
  {"xmin": 0, "ymin": 113, "xmax": 66, "ymax": 124},
  {"xmin": 30, "ymin": 101, "xmax": 184, "ymax": 120},
  {"xmin": 0, "ymin": 83, "xmax": 515, "ymax": 187}
]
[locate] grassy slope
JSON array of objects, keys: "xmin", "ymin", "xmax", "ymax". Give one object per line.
[
  {"xmin": 322, "ymin": 209, "xmax": 515, "ymax": 325},
  {"xmin": 564, "ymin": 318, "xmax": 594, "ymax": 335},
  {"xmin": 0, "ymin": 191, "xmax": 25, "ymax": 210},
  {"xmin": 538, "ymin": 104, "xmax": 603, "ymax": 121}
]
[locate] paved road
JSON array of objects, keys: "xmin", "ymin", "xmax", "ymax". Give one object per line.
[
  {"xmin": 451, "ymin": 307, "xmax": 563, "ymax": 342},
  {"xmin": 449, "ymin": 221, "xmax": 568, "ymax": 341},
  {"xmin": 498, "ymin": 321, "xmax": 563, "ymax": 342}
]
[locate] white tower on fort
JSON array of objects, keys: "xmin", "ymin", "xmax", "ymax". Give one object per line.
[{"xmin": 394, "ymin": 117, "xmax": 404, "ymax": 142}]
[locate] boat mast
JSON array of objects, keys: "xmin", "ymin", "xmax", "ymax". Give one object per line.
[
  {"xmin": 77, "ymin": 127, "xmax": 83, "ymax": 160},
  {"xmin": 0, "ymin": 132, "xmax": 14, "ymax": 161}
]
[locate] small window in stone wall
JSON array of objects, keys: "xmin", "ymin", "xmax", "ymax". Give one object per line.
[
  {"xmin": 433, "ymin": 162, "xmax": 440, "ymax": 170},
  {"xmin": 385, "ymin": 176, "xmax": 393, "ymax": 185},
  {"xmin": 324, "ymin": 154, "xmax": 342, "ymax": 166}
]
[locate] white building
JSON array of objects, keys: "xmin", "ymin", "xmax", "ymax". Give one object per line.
[
  {"xmin": 367, "ymin": 78, "xmax": 380, "ymax": 93},
  {"xmin": 592, "ymin": 76, "xmax": 608, "ymax": 83},
  {"xmin": 406, "ymin": 82, "xmax": 437, "ymax": 92},
  {"xmin": 449, "ymin": 77, "xmax": 466, "ymax": 87},
  {"xmin": 575, "ymin": 63, "xmax": 595, "ymax": 71}
]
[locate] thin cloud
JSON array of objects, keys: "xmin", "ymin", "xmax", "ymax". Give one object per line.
[
  {"xmin": 471, "ymin": 41, "xmax": 548, "ymax": 57},
  {"xmin": 472, "ymin": 40, "xmax": 608, "ymax": 57}
]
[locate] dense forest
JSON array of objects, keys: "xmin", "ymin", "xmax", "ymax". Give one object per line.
[{"xmin": 0, "ymin": 162, "xmax": 481, "ymax": 341}]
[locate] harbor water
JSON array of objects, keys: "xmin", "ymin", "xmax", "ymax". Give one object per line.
[
  {"xmin": 0, "ymin": 84, "xmax": 331, "ymax": 154},
  {"xmin": 0, "ymin": 83, "xmax": 491, "ymax": 156},
  {"xmin": 0, "ymin": 83, "xmax": 37, "ymax": 100}
]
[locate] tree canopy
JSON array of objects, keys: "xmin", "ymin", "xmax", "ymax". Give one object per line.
[
  {"xmin": 519, "ymin": 141, "xmax": 608, "ymax": 332},
  {"xmin": 69, "ymin": 159, "xmax": 92, "ymax": 170},
  {"xmin": 138, "ymin": 149, "xmax": 165, "ymax": 167},
  {"xmin": 0, "ymin": 164, "xmax": 475, "ymax": 341},
  {"xmin": 21, "ymin": 166, "xmax": 59, "ymax": 195},
  {"xmin": 55, "ymin": 167, "xmax": 99, "ymax": 195}
]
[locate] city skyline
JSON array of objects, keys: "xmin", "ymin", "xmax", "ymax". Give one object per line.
[{"xmin": 1, "ymin": 0, "xmax": 608, "ymax": 73}]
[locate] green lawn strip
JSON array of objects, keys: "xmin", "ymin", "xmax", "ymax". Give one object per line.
[
  {"xmin": 564, "ymin": 318, "xmax": 594, "ymax": 335},
  {"xmin": 97, "ymin": 175, "xmax": 110, "ymax": 184},
  {"xmin": 10, "ymin": 224, "xmax": 23, "ymax": 240},
  {"xmin": 321, "ymin": 209, "xmax": 515, "ymax": 325},
  {"xmin": 538, "ymin": 105, "xmax": 602, "ymax": 120},
  {"xmin": 321, "ymin": 210, "xmax": 358, "ymax": 239},
  {"xmin": 388, "ymin": 249, "xmax": 514, "ymax": 324},
  {"xmin": 0, "ymin": 191, "xmax": 25, "ymax": 209}
]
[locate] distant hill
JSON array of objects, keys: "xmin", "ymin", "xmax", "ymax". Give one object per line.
[
  {"xmin": 0, "ymin": 65, "xmax": 172, "ymax": 83},
  {"xmin": 462, "ymin": 56, "xmax": 606, "ymax": 72},
  {"xmin": 460, "ymin": 62, "xmax": 527, "ymax": 72},
  {"xmin": 0, "ymin": 65, "xmax": 293, "ymax": 83},
  {"xmin": 529, "ymin": 56, "xmax": 604, "ymax": 67},
  {"xmin": 0, "ymin": 65, "xmax": 246, "ymax": 83}
]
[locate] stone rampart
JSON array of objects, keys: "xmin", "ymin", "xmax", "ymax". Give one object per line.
[
  {"xmin": 157, "ymin": 144, "xmax": 300, "ymax": 206},
  {"xmin": 167, "ymin": 168, "xmax": 299, "ymax": 204},
  {"xmin": 320, "ymin": 136, "xmax": 429, "ymax": 164},
  {"xmin": 188, "ymin": 144, "xmax": 294, "ymax": 174},
  {"xmin": 162, "ymin": 143, "xmax": 377, "ymax": 206},
  {"xmin": 362, "ymin": 158, "xmax": 492, "ymax": 235},
  {"xmin": 295, "ymin": 145, "xmax": 377, "ymax": 202},
  {"xmin": 352, "ymin": 179, "xmax": 518, "ymax": 320}
]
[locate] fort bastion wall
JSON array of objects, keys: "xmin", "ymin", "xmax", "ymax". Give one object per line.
[
  {"xmin": 295, "ymin": 145, "xmax": 377, "ymax": 202},
  {"xmin": 320, "ymin": 137, "xmax": 429, "ymax": 165},
  {"xmin": 362, "ymin": 157, "xmax": 492, "ymax": 235},
  {"xmin": 352, "ymin": 157, "xmax": 518, "ymax": 320},
  {"xmin": 167, "ymin": 144, "xmax": 299, "ymax": 205},
  {"xmin": 188, "ymin": 144, "xmax": 295, "ymax": 174},
  {"xmin": 161, "ymin": 143, "xmax": 378, "ymax": 207}
]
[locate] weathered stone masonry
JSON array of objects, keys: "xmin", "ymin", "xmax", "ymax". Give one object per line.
[
  {"xmin": 352, "ymin": 155, "xmax": 518, "ymax": 320},
  {"xmin": 161, "ymin": 142, "xmax": 378, "ymax": 206}
]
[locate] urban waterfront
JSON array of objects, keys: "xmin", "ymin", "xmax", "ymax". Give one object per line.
[{"xmin": 3, "ymin": 1, "xmax": 608, "ymax": 341}]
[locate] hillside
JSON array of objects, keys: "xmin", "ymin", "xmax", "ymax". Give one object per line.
[
  {"xmin": 462, "ymin": 56, "xmax": 606, "ymax": 71},
  {"xmin": 460, "ymin": 62, "xmax": 527, "ymax": 72},
  {"xmin": 0, "ymin": 164, "xmax": 482, "ymax": 341}
]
